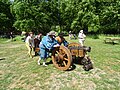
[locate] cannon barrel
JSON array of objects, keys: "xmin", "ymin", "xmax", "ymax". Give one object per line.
[{"xmin": 68, "ymin": 46, "xmax": 91, "ymax": 52}]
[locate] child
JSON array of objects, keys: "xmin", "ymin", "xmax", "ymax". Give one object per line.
[
  {"xmin": 25, "ymin": 32, "xmax": 35, "ymax": 58},
  {"xmin": 34, "ymin": 33, "xmax": 42, "ymax": 56}
]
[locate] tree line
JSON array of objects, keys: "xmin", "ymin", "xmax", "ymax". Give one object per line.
[{"xmin": 0, "ymin": 0, "xmax": 119, "ymax": 35}]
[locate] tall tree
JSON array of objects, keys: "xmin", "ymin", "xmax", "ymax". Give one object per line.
[
  {"xmin": 10, "ymin": 0, "xmax": 120, "ymax": 34},
  {"xmin": 0, "ymin": 0, "xmax": 14, "ymax": 34}
]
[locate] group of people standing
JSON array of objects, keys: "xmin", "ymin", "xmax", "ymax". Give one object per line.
[
  {"xmin": 68, "ymin": 31, "xmax": 77, "ymax": 40},
  {"xmin": 25, "ymin": 31, "xmax": 69, "ymax": 66},
  {"xmin": 25, "ymin": 32, "xmax": 42, "ymax": 58},
  {"xmin": 25, "ymin": 30, "xmax": 86, "ymax": 66},
  {"xmin": 69, "ymin": 30, "xmax": 86, "ymax": 46}
]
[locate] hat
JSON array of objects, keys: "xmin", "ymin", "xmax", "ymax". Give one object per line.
[
  {"xmin": 48, "ymin": 31, "xmax": 56, "ymax": 36},
  {"xmin": 29, "ymin": 32, "xmax": 33, "ymax": 34},
  {"xmin": 80, "ymin": 30, "xmax": 83, "ymax": 33},
  {"xmin": 21, "ymin": 31, "xmax": 26, "ymax": 35}
]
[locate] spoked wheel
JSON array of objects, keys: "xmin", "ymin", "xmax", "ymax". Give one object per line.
[{"xmin": 52, "ymin": 46, "xmax": 72, "ymax": 71}]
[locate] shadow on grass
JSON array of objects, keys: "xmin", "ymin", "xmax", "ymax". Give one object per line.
[
  {"xmin": 45, "ymin": 57, "xmax": 93, "ymax": 71},
  {"xmin": 72, "ymin": 57, "xmax": 93, "ymax": 71},
  {"xmin": 72, "ymin": 57, "xmax": 84, "ymax": 65},
  {"xmin": 104, "ymin": 42, "xmax": 120, "ymax": 45},
  {"xmin": 67, "ymin": 64, "xmax": 76, "ymax": 71},
  {"xmin": 46, "ymin": 60, "xmax": 77, "ymax": 71},
  {"xmin": 46, "ymin": 60, "xmax": 53, "ymax": 65},
  {"xmin": 0, "ymin": 58, "xmax": 5, "ymax": 61}
]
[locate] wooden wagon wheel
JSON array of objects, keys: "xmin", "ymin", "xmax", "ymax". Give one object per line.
[{"xmin": 52, "ymin": 46, "xmax": 72, "ymax": 71}]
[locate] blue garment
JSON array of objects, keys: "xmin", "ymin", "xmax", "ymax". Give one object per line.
[
  {"xmin": 62, "ymin": 40, "xmax": 69, "ymax": 47},
  {"xmin": 39, "ymin": 35, "xmax": 58, "ymax": 59}
]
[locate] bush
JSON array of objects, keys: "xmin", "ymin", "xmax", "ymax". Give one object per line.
[
  {"xmin": 87, "ymin": 34, "xmax": 99, "ymax": 39},
  {"xmin": 13, "ymin": 36, "xmax": 23, "ymax": 41}
]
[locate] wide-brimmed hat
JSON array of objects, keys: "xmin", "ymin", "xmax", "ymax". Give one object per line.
[{"xmin": 48, "ymin": 31, "xmax": 56, "ymax": 36}]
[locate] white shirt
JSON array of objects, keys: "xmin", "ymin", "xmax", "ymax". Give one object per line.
[
  {"xmin": 78, "ymin": 32, "xmax": 86, "ymax": 40},
  {"xmin": 25, "ymin": 36, "xmax": 34, "ymax": 47}
]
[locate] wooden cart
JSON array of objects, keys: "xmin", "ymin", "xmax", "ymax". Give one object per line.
[{"xmin": 51, "ymin": 42, "xmax": 93, "ymax": 71}]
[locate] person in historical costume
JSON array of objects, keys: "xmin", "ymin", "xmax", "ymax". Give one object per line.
[
  {"xmin": 38, "ymin": 31, "xmax": 59, "ymax": 66},
  {"xmin": 55, "ymin": 33, "xmax": 69, "ymax": 47},
  {"xmin": 78, "ymin": 30, "xmax": 86, "ymax": 46}
]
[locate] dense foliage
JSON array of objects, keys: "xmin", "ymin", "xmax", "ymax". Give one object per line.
[
  {"xmin": 0, "ymin": 0, "xmax": 14, "ymax": 34},
  {"xmin": 0, "ymin": 0, "xmax": 119, "ymax": 34}
]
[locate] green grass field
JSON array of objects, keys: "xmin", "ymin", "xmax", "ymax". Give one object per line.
[{"xmin": 0, "ymin": 35, "xmax": 120, "ymax": 90}]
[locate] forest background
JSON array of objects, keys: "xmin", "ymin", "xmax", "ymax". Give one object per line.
[{"xmin": 0, "ymin": 0, "xmax": 119, "ymax": 35}]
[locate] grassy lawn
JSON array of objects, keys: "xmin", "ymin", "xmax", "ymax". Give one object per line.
[{"xmin": 0, "ymin": 35, "xmax": 120, "ymax": 90}]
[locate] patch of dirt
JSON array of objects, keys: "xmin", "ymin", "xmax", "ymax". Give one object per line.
[
  {"xmin": 44, "ymin": 67, "xmax": 106, "ymax": 90},
  {"xmin": 8, "ymin": 44, "xmax": 24, "ymax": 48},
  {"xmin": 8, "ymin": 74, "xmax": 38, "ymax": 90},
  {"xmin": 0, "ymin": 43, "xmax": 24, "ymax": 49},
  {"xmin": 0, "ymin": 70, "xmax": 5, "ymax": 77}
]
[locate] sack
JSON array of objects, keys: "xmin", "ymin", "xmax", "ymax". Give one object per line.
[
  {"xmin": 81, "ymin": 57, "xmax": 93, "ymax": 71},
  {"xmin": 83, "ymin": 62, "xmax": 93, "ymax": 71}
]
